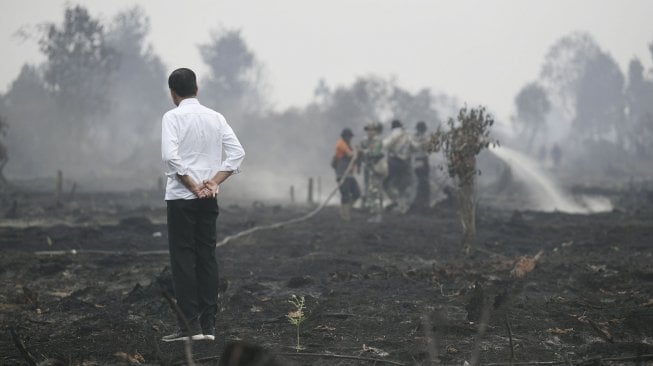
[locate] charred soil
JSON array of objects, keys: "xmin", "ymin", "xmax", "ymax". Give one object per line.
[{"xmin": 0, "ymin": 190, "xmax": 652, "ymax": 365}]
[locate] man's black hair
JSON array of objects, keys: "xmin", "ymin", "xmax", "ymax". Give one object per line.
[
  {"xmin": 341, "ymin": 128, "xmax": 354, "ymax": 138},
  {"xmin": 168, "ymin": 68, "xmax": 198, "ymax": 97}
]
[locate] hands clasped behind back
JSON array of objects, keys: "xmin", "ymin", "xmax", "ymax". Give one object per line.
[{"xmin": 191, "ymin": 180, "xmax": 219, "ymax": 199}]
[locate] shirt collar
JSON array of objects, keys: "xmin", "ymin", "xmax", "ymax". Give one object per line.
[{"xmin": 179, "ymin": 98, "xmax": 200, "ymax": 106}]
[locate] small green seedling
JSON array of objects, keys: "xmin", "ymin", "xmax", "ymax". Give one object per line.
[{"xmin": 287, "ymin": 295, "xmax": 306, "ymax": 351}]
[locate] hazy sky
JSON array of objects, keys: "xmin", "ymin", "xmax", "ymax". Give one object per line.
[{"xmin": 1, "ymin": 0, "xmax": 652, "ymax": 122}]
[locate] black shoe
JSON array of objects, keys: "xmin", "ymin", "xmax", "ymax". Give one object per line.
[
  {"xmin": 161, "ymin": 329, "xmax": 207, "ymax": 342},
  {"xmin": 200, "ymin": 306, "xmax": 217, "ymax": 341}
]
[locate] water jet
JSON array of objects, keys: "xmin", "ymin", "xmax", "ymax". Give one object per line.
[{"xmin": 489, "ymin": 146, "xmax": 611, "ymax": 214}]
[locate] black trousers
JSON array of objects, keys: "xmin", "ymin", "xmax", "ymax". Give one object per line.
[
  {"xmin": 166, "ymin": 198, "xmax": 220, "ymax": 332},
  {"xmin": 413, "ymin": 157, "xmax": 431, "ymax": 210},
  {"xmin": 384, "ymin": 156, "xmax": 411, "ymax": 192},
  {"xmin": 338, "ymin": 176, "xmax": 361, "ymax": 204}
]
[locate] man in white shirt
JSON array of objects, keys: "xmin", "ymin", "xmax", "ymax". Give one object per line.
[
  {"xmin": 161, "ymin": 68, "xmax": 245, "ymax": 342},
  {"xmin": 383, "ymin": 119, "xmax": 413, "ymax": 213}
]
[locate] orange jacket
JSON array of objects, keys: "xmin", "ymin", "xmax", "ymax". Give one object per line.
[{"xmin": 335, "ymin": 138, "xmax": 353, "ymax": 160}]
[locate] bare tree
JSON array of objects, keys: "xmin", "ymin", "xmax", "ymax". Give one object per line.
[
  {"xmin": 430, "ymin": 106, "xmax": 497, "ymax": 253},
  {"xmin": 539, "ymin": 31, "xmax": 626, "ymax": 144},
  {"xmin": 539, "ymin": 32, "xmax": 601, "ymax": 122},
  {"xmin": 104, "ymin": 6, "xmax": 168, "ymax": 175},
  {"xmin": 625, "ymin": 58, "xmax": 653, "ymax": 159},
  {"xmin": 199, "ymin": 28, "xmax": 267, "ymax": 116},
  {"xmin": 573, "ymin": 51, "xmax": 625, "ymax": 143},
  {"xmin": 39, "ymin": 4, "xmax": 117, "ymax": 135},
  {"xmin": 513, "ymin": 82, "xmax": 550, "ymax": 151}
]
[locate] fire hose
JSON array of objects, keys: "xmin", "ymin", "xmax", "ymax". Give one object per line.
[{"xmin": 215, "ymin": 151, "xmax": 359, "ymax": 248}]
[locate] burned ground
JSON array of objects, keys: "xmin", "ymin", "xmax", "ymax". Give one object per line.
[{"xmin": 0, "ymin": 190, "xmax": 652, "ymax": 365}]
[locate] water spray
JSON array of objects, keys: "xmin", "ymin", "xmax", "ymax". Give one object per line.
[{"xmin": 489, "ymin": 146, "xmax": 612, "ymax": 214}]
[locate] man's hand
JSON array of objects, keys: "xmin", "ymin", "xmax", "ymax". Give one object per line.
[
  {"xmin": 193, "ymin": 182, "xmax": 215, "ymax": 199},
  {"xmin": 202, "ymin": 180, "xmax": 219, "ymax": 198},
  {"xmin": 177, "ymin": 174, "xmax": 211, "ymax": 199},
  {"xmin": 190, "ymin": 182, "xmax": 208, "ymax": 198},
  {"xmin": 178, "ymin": 171, "xmax": 231, "ymax": 199},
  {"xmin": 200, "ymin": 171, "xmax": 233, "ymax": 198}
]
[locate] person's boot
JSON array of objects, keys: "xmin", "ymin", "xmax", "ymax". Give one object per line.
[
  {"xmin": 398, "ymin": 200, "xmax": 410, "ymax": 214},
  {"xmin": 340, "ymin": 203, "xmax": 352, "ymax": 221}
]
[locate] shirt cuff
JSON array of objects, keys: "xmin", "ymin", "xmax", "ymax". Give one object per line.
[
  {"xmin": 221, "ymin": 164, "xmax": 241, "ymax": 175},
  {"xmin": 164, "ymin": 165, "xmax": 189, "ymax": 177}
]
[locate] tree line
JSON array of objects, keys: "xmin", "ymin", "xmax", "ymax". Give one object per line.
[
  {"xmin": 512, "ymin": 32, "xmax": 653, "ymax": 176},
  {"xmin": 0, "ymin": 5, "xmax": 651, "ymax": 192}
]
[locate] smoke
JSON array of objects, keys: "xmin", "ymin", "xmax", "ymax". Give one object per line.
[
  {"xmin": 509, "ymin": 31, "xmax": 653, "ymax": 184},
  {"xmin": 222, "ymin": 75, "xmax": 454, "ymax": 201},
  {"xmin": 1, "ymin": 6, "xmax": 651, "ymax": 202},
  {"xmin": 0, "ymin": 4, "xmax": 455, "ymax": 198},
  {"xmin": 1, "ymin": 5, "xmax": 167, "ymax": 190}
]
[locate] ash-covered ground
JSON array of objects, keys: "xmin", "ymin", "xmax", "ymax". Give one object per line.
[{"xmin": 0, "ymin": 188, "xmax": 652, "ymax": 365}]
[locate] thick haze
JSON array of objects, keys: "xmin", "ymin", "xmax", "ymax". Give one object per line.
[
  {"xmin": 1, "ymin": 1, "xmax": 652, "ymax": 201},
  {"xmin": 2, "ymin": 0, "xmax": 652, "ymax": 121}
]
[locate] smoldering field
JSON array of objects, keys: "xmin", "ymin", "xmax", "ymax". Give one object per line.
[
  {"xmin": 1, "ymin": 4, "xmax": 653, "ymax": 366},
  {"xmin": 0, "ymin": 190, "xmax": 652, "ymax": 365}
]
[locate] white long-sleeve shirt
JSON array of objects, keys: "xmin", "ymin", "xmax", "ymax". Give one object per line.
[
  {"xmin": 161, "ymin": 98, "xmax": 245, "ymax": 200},
  {"xmin": 383, "ymin": 127, "xmax": 412, "ymax": 161}
]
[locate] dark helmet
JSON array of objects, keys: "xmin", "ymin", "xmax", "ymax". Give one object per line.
[
  {"xmin": 341, "ymin": 128, "xmax": 354, "ymax": 138},
  {"xmin": 364, "ymin": 122, "xmax": 383, "ymax": 132},
  {"xmin": 416, "ymin": 121, "xmax": 427, "ymax": 133}
]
